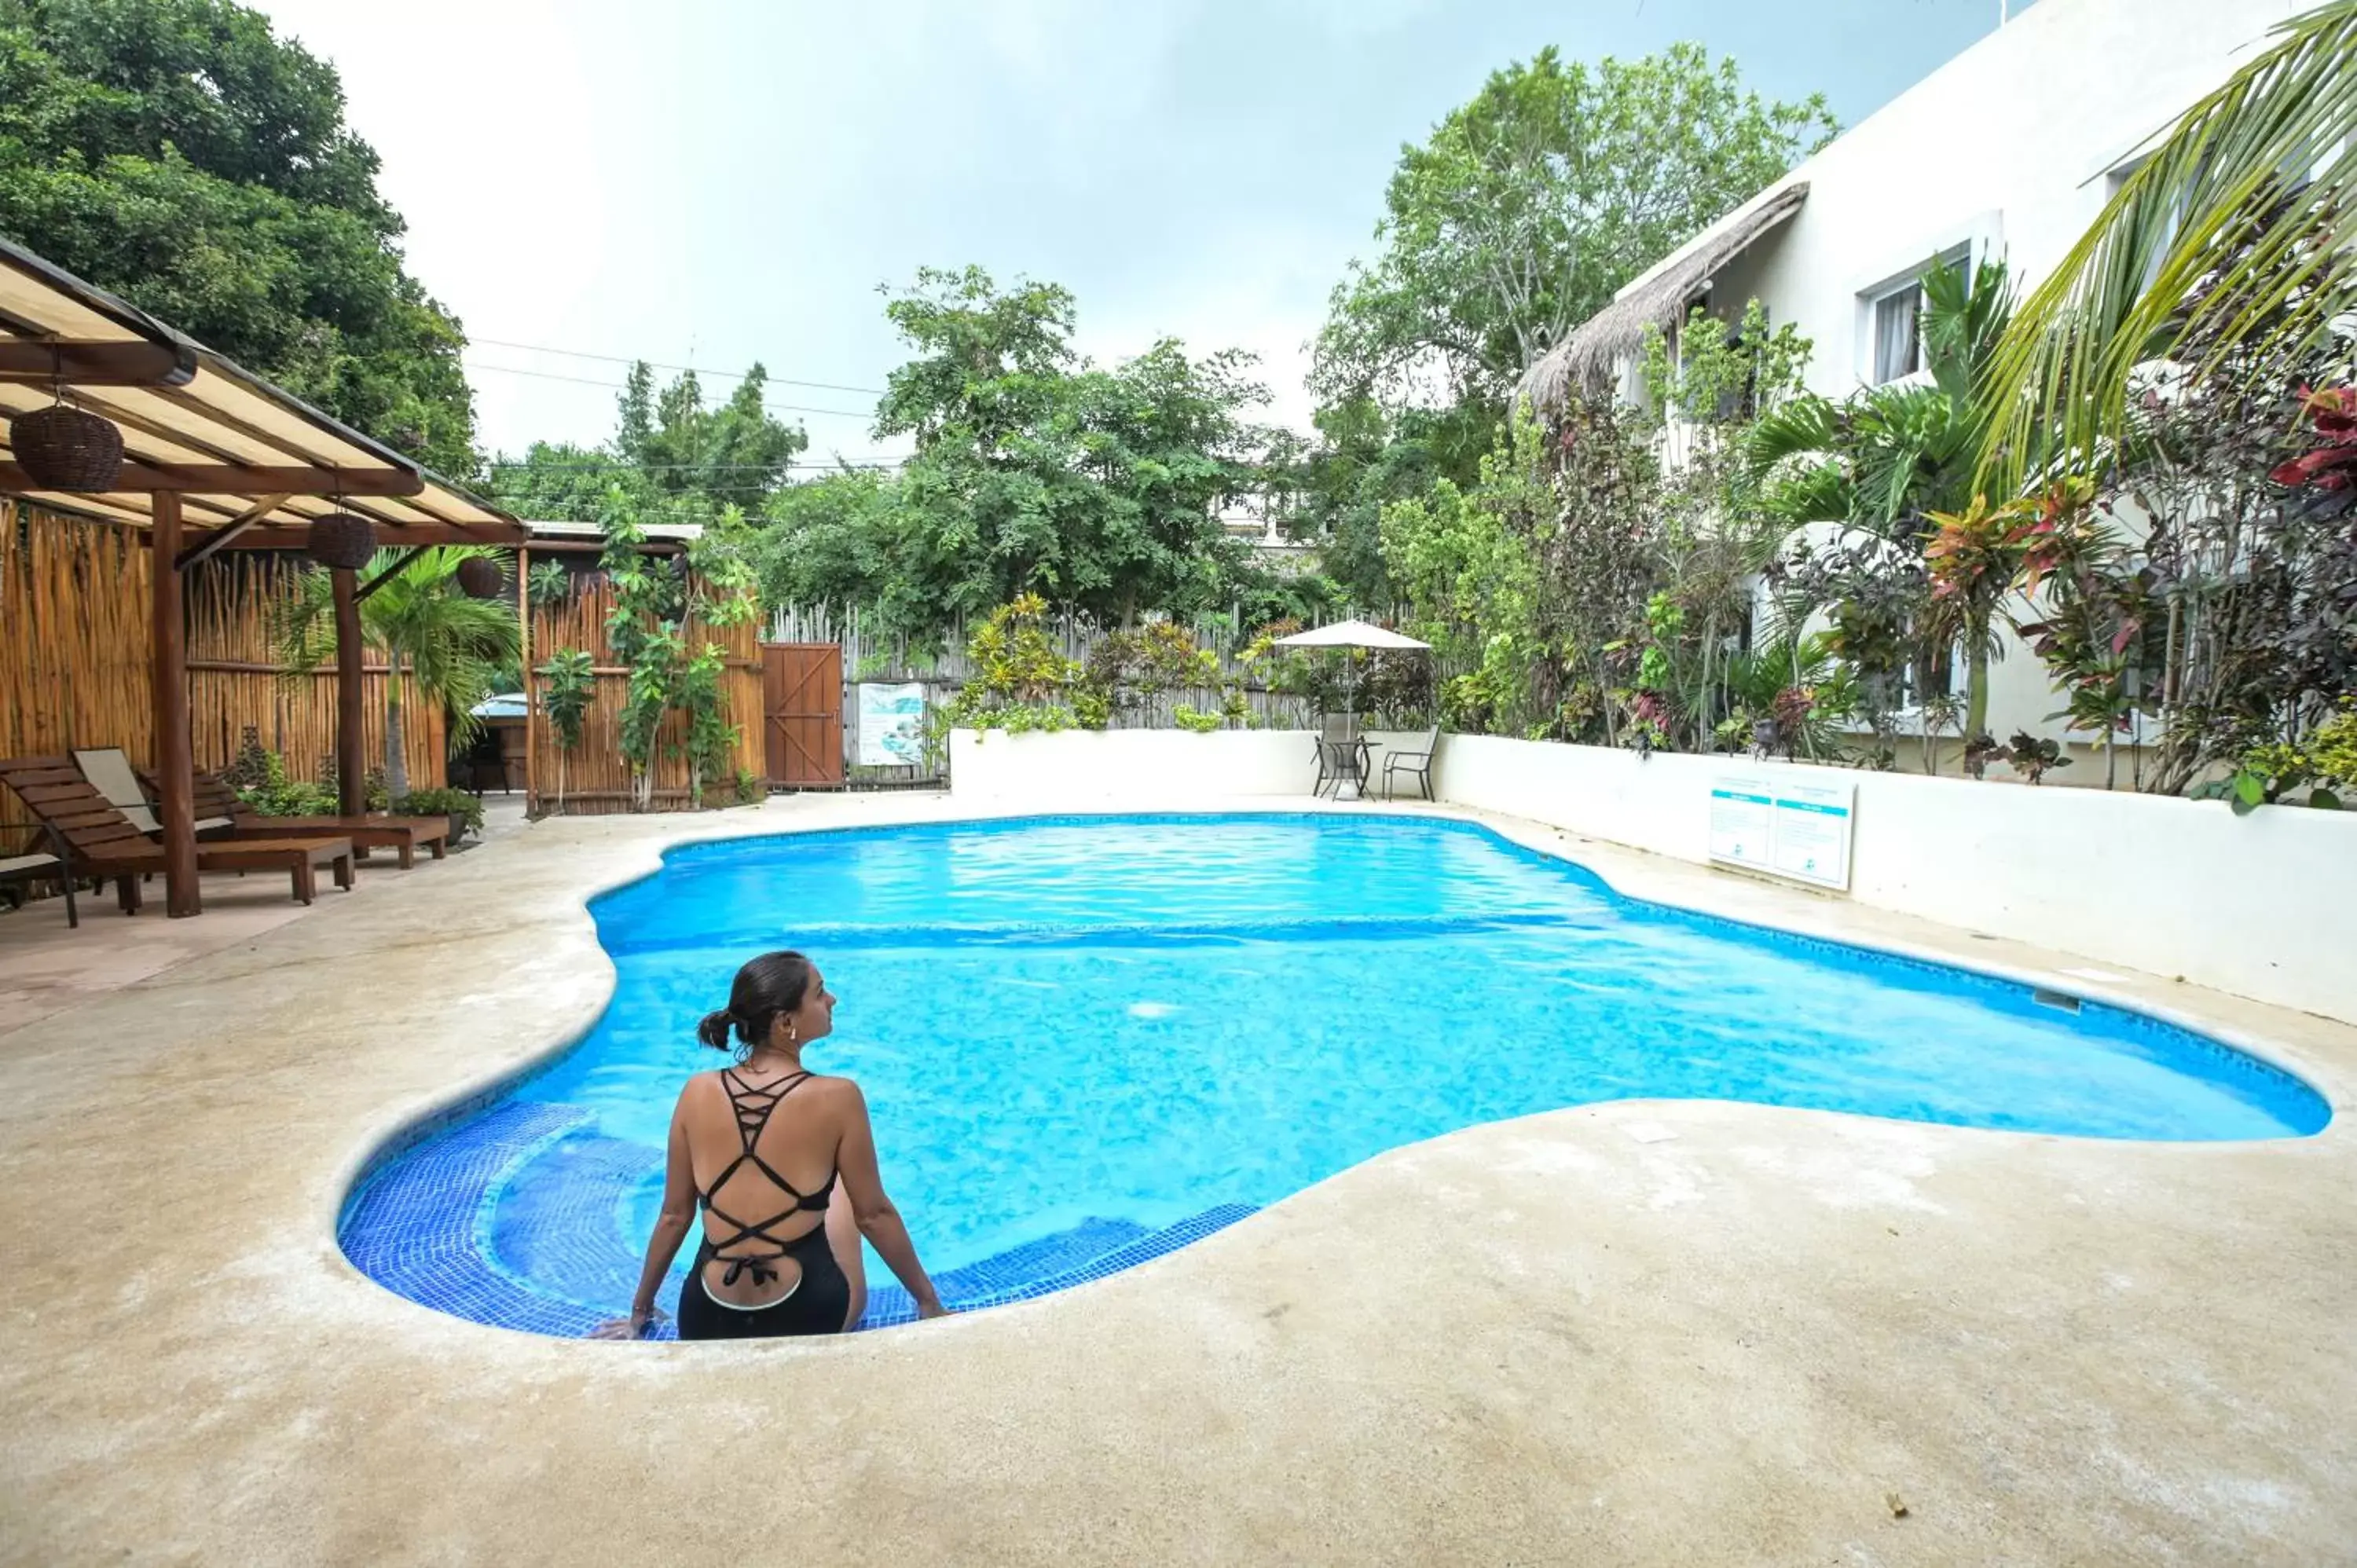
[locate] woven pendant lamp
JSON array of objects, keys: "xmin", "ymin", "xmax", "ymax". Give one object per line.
[
  {"xmin": 305, "ymin": 511, "xmax": 376, "ymax": 570},
  {"xmin": 9, "ymin": 403, "xmax": 126, "ymax": 490},
  {"xmin": 456, "ymin": 555, "xmax": 507, "ymax": 599}
]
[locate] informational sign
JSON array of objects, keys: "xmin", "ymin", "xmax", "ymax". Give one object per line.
[
  {"xmin": 1707, "ymin": 777, "xmax": 1775, "ymax": 869},
  {"xmin": 1709, "ymin": 774, "xmax": 1855, "ymax": 892},
  {"xmin": 856, "ymin": 682, "xmax": 927, "ymax": 768}
]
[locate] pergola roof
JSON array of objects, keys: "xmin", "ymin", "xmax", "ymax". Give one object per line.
[{"xmin": 0, "ymin": 236, "xmax": 522, "ymax": 548}]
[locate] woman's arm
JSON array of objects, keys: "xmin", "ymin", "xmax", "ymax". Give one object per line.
[
  {"xmin": 833, "ymin": 1081, "xmax": 948, "ymax": 1319},
  {"xmin": 592, "ymin": 1092, "xmax": 698, "ymax": 1339}
]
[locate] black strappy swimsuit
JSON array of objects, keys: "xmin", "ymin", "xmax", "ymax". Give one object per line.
[{"xmin": 675, "ymin": 1068, "xmax": 852, "ymax": 1340}]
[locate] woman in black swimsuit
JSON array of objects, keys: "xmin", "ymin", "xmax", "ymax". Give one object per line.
[{"xmin": 594, "ymin": 951, "xmax": 947, "ymax": 1340}]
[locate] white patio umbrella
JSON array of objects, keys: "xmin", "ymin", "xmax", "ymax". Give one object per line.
[
  {"xmin": 1272, "ymin": 620, "xmax": 1431, "ymax": 726},
  {"xmin": 1270, "ymin": 617, "xmax": 1431, "ymax": 653}
]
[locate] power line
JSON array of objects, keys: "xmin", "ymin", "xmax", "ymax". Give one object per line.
[
  {"xmin": 470, "ymin": 337, "xmax": 885, "ymax": 397},
  {"xmin": 464, "ymin": 358, "xmax": 876, "ymax": 418},
  {"xmin": 489, "ymin": 459, "xmax": 904, "ymax": 472}
]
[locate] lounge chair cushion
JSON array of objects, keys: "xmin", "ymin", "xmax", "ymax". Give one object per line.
[
  {"xmin": 0, "ymin": 852, "xmax": 60, "ymax": 875},
  {"xmin": 72, "ymin": 748, "xmax": 157, "ymax": 829}
]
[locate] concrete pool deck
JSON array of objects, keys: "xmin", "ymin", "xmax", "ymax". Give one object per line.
[{"xmin": 2, "ymin": 792, "xmax": 2352, "ymax": 1566}]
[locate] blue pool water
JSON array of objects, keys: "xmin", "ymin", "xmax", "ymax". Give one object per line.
[{"xmin": 339, "ymin": 814, "xmax": 2328, "ymax": 1336}]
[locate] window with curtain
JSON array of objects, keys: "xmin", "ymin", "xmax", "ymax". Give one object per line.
[{"xmin": 1871, "ymin": 283, "xmax": 1923, "ymax": 384}]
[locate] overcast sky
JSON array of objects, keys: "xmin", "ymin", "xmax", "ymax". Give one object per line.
[{"xmin": 251, "ymin": 0, "xmax": 2033, "ymax": 471}]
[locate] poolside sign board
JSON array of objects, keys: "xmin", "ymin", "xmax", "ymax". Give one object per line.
[
  {"xmin": 1709, "ymin": 774, "xmax": 1855, "ymax": 892},
  {"xmin": 855, "ymin": 682, "xmax": 928, "ymax": 767}
]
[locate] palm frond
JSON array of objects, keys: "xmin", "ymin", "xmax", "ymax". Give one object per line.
[
  {"xmin": 1760, "ymin": 460, "xmax": 1853, "ymax": 526},
  {"xmin": 1741, "ymin": 394, "xmax": 1842, "ymax": 483},
  {"xmin": 1978, "ymin": 0, "xmax": 2357, "ymax": 489}
]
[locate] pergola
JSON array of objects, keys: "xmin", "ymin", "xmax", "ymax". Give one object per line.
[{"xmin": 0, "ymin": 236, "xmax": 525, "ymax": 917}]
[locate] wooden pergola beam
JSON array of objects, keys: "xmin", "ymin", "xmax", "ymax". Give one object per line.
[
  {"xmin": 209, "ymin": 522, "xmax": 526, "ymax": 548},
  {"xmin": 150, "ymin": 491, "xmax": 200, "ymax": 916},
  {"xmin": 173, "ymin": 493, "xmax": 291, "ymax": 571},
  {"xmin": 0, "ymin": 461, "xmax": 424, "ymax": 496},
  {"xmin": 0, "ymin": 339, "xmax": 196, "ymax": 386}
]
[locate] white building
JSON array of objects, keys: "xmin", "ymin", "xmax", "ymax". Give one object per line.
[{"xmin": 1531, "ymin": 0, "xmax": 2303, "ymax": 777}]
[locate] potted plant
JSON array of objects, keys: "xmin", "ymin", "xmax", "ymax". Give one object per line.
[{"xmin": 393, "ymin": 787, "xmax": 487, "ymax": 844}]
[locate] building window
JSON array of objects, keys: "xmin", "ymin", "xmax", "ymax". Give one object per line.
[
  {"xmin": 1863, "ymin": 244, "xmax": 1971, "ymax": 387},
  {"xmin": 1871, "ymin": 284, "xmax": 1923, "ymax": 384}
]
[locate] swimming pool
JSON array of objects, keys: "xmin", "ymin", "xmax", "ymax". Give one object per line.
[{"xmin": 339, "ymin": 813, "xmax": 2329, "ymax": 1336}]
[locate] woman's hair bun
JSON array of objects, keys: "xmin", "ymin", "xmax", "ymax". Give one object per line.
[{"xmin": 702, "ymin": 951, "xmax": 815, "ymax": 1056}]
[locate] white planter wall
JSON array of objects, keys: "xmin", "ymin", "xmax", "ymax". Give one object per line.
[
  {"xmin": 953, "ymin": 727, "xmax": 2356, "ymax": 1023},
  {"xmin": 1435, "ymin": 736, "xmax": 2355, "ymax": 1024},
  {"xmin": 948, "ymin": 728, "xmax": 1424, "ymax": 802}
]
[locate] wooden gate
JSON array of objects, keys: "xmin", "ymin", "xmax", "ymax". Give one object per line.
[{"xmin": 762, "ymin": 643, "xmax": 844, "ymax": 788}]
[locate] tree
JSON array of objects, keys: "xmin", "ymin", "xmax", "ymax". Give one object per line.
[
  {"xmin": 596, "ymin": 494, "xmax": 758, "ymax": 811},
  {"xmin": 489, "ymin": 366, "xmax": 808, "ymax": 524},
  {"xmin": 274, "ymin": 548, "xmax": 522, "ymax": 799},
  {"xmin": 1978, "ymin": 1, "xmax": 2357, "ymax": 491},
  {"xmin": 771, "ymin": 265, "xmax": 1287, "ymax": 636},
  {"xmin": 537, "ymin": 647, "xmax": 596, "ymax": 813},
  {"xmin": 1274, "ymin": 397, "xmax": 1492, "ymax": 608},
  {"xmin": 1312, "ymin": 43, "xmax": 1835, "ymax": 409},
  {"xmin": 0, "ymin": 0, "xmax": 480, "ymax": 478}
]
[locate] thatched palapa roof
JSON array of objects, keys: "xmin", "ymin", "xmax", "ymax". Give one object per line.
[{"xmin": 1517, "ymin": 181, "xmax": 1809, "ymax": 415}]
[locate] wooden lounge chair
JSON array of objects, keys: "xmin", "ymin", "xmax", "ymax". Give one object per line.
[
  {"xmin": 162, "ymin": 771, "xmax": 452, "ymax": 870},
  {"xmin": 0, "ymin": 757, "xmax": 354, "ymax": 910},
  {"xmin": 0, "ymin": 820, "xmax": 78, "ymax": 927},
  {"xmin": 73, "ymin": 747, "xmax": 235, "ymax": 839}
]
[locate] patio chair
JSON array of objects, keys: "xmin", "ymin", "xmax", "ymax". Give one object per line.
[
  {"xmin": 1313, "ymin": 713, "xmax": 1369, "ymax": 800},
  {"xmin": 73, "ymin": 747, "xmax": 233, "ymax": 838},
  {"xmin": 0, "ymin": 757, "xmax": 354, "ymax": 910},
  {"xmin": 0, "ymin": 819, "xmax": 78, "ymax": 927},
  {"xmin": 155, "ymin": 770, "xmax": 452, "ymax": 870},
  {"xmin": 1381, "ymin": 726, "xmax": 1442, "ymax": 802}
]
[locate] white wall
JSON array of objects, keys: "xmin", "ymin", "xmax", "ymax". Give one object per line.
[
  {"xmin": 951, "ymin": 727, "xmax": 2356, "ymax": 1024},
  {"xmin": 948, "ymin": 728, "xmax": 1426, "ymax": 802},
  {"xmin": 1702, "ymin": 0, "xmax": 2297, "ymax": 401}
]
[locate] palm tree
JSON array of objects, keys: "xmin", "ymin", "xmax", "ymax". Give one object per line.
[
  {"xmin": 1978, "ymin": 1, "xmax": 2357, "ymax": 490},
  {"xmin": 276, "ymin": 548, "xmax": 522, "ymax": 800}
]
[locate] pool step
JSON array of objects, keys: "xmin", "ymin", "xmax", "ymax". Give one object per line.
[
  {"xmin": 342, "ymin": 1104, "xmax": 1261, "ymax": 1338},
  {"xmin": 858, "ymin": 1203, "xmax": 1260, "ymax": 1329},
  {"xmin": 339, "ymin": 1101, "xmax": 618, "ymax": 1338}
]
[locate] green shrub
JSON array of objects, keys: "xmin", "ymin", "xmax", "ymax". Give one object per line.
[{"xmin": 394, "ymin": 787, "xmax": 486, "ymax": 832}]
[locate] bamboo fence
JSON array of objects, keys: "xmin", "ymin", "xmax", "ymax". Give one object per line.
[
  {"xmin": 185, "ymin": 555, "xmax": 446, "ymax": 789},
  {"xmin": 2, "ymin": 502, "xmax": 446, "ymax": 854},
  {"xmin": 526, "ymin": 577, "xmax": 764, "ymax": 815},
  {"xmin": 0, "ymin": 502, "xmax": 152, "ymax": 769}
]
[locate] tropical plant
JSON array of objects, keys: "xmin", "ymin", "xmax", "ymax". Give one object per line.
[
  {"xmin": 274, "ymin": 548, "xmax": 522, "ymax": 800},
  {"xmin": 527, "ymin": 559, "xmax": 574, "ymax": 610},
  {"xmin": 392, "ymin": 786, "xmax": 485, "ymax": 835},
  {"xmin": 675, "ymin": 642, "xmax": 739, "ymax": 805},
  {"xmin": 1922, "ymin": 493, "xmax": 2041, "ymax": 739},
  {"xmin": 2003, "ymin": 731, "xmax": 2071, "ymax": 786},
  {"xmin": 596, "ymin": 496, "xmax": 760, "ymax": 811},
  {"xmin": 537, "ymin": 647, "xmax": 596, "ymax": 813},
  {"xmin": 1749, "ymin": 259, "xmax": 2014, "ymax": 537},
  {"xmin": 1978, "ymin": 1, "xmax": 2357, "ymax": 491}
]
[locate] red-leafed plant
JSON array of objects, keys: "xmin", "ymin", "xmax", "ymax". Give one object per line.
[{"xmin": 2269, "ymin": 384, "xmax": 2357, "ymax": 497}]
